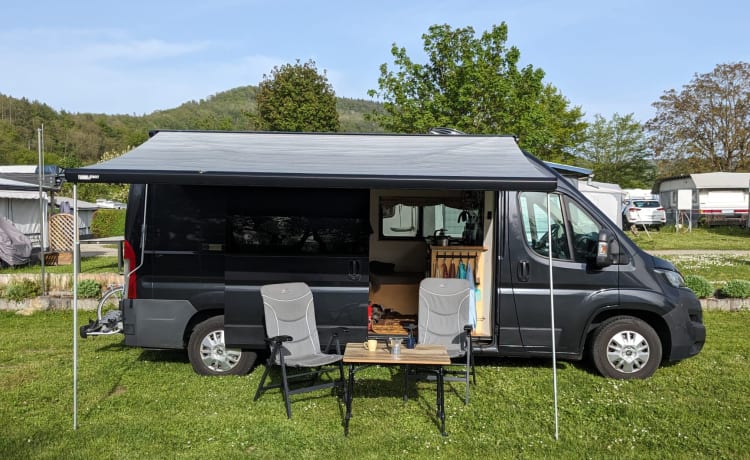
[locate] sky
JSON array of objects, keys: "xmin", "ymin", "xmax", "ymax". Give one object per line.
[{"xmin": 3, "ymin": 0, "xmax": 749, "ymax": 122}]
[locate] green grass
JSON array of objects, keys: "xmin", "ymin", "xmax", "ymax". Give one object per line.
[
  {"xmin": 0, "ymin": 256, "xmax": 119, "ymax": 275},
  {"xmin": 627, "ymin": 225, "xmax": 750, "ymax": 250},
  {"xmin": 0, "ymin": 310, "xmax": 747, "ymax": 459},
  {"xmin": 660, "ymin": 253, "xmax": 750, "ymax": 289}
]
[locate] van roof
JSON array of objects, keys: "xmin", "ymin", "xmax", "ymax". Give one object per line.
[{"xmin": 64, "ymin": 130, "xmax": 558, "ymax": 191}]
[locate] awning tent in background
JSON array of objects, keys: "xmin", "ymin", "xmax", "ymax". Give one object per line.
[{"xmin": 64, "ymin": 130, "xmax": 561, "ymax": 437}]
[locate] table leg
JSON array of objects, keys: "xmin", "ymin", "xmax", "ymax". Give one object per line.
[
  {"xmin": 437, "ymin": 366, "xmax": 446, "ymax": 436},
  {"xmin": 344, "ymin": 364, "xmax": 354, "ymax": 436},
  {"xmin": 403, "ymin": 364, "xmax": 408, "ymax": 401}
]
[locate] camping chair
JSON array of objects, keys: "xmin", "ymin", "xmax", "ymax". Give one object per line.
[
  {"xmin": 406, "ymin": 277, "xmax": 476, "ymax": 404},
  {"xmin": 254, "ymin": 282, "xmax": 345, "ymax": 418}
]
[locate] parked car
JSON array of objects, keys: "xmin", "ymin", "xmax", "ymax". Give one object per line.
[{"xmin": 622, "ymin": 199, "xmax": 667, "ymax": 229}]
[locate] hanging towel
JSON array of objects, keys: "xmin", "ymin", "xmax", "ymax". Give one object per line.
[
  {"xmin": 458, "ymin": 261, "xmax": 467, "ymax": 279},
  {"xmin": 441, "ymin": 262, "xmax": 449, "ymax": 278},
  {"xmin": 466, "ymin": 264, "xmax": 477, "ymax": 328},
  {"xmin": 448, "ymin": 261, "xmax": 456, "ymax": 278}
]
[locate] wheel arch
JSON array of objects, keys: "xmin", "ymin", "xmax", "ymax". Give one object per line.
[
  {"xmin": 183, "ymin": 309, "xmax": 224, "ymax": 348},
  {"xmin": 584, "ymin": 308, "xmax": 671, "ymax": 362}
]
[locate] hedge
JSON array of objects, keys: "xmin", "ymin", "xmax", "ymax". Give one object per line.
[{"xmin": 90, "ymin": 209, "xmax": 126, "ymax": 238}]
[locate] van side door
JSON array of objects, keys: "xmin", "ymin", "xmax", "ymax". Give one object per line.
[
  {"xmin": 224, "ymin": 188, "xmax": 370, "ymax": 348},
  {"xmin": 507, "ymin": 191, "xmax": 619, "ymax": 356}
]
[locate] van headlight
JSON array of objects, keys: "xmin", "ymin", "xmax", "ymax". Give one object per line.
[{"xmin": 655, "ymin": 269, "xmax": 686, "ymax": 288}]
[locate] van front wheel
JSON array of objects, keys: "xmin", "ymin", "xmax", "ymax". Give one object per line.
[
  {"xmin": 188, "ymin": 315, "xmax": 256, "ymax": 375},
  {"xmin": 590, "ymin": 316, "xmax": 661, "ymax": 379}
]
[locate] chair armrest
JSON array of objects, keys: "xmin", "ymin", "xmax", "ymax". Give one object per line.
[
  {"xmin": 266, "ymin": 335, "xmax": 293, "ymax": 344},
  {"xmin": 463, "ymin": 324, "xmax": 473, "ymax": 333}
]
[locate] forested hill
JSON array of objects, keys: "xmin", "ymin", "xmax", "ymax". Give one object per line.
[{"xmin": 0, "ymin": 86, "xmax": 383, "ymax": 168}]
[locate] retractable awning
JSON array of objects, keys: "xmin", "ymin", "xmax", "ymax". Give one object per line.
[{"xmin": 65, "ymin": 130, "xmax": 558, "ymax": 191}]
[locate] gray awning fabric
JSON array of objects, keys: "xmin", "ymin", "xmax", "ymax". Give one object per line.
[{"xmin": 64, "ymin": 130, "xmax": 558, "ymax": 190}]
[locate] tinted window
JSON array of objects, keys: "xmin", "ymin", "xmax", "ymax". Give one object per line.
[
  {"xmin": 227, "ymin": 188, "xmax": 370, "ymax": 256},
  {"xmin": 147, "ymin": 185, "xmax": 227, "ymax": 252}
]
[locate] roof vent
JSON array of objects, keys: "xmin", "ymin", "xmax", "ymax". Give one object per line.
[{"xmin": 428, "ymin": 127, "xmax": 466, "ymax": 135}]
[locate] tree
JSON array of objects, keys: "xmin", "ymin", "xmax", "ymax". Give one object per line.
[
  {"xmin": 367, "ymin": 23, "xmax": 587, "ymax": 162},
  {"xmin": 578, "ymin": 113, "xmax": 654, "ymax": 187},
  {"xmin": 646, "ymin": 62, "xmax": 750, "ymax": 175},
  {"xmin": 255, "ymin": 60, "xmax": 340, "ymax": 132}
]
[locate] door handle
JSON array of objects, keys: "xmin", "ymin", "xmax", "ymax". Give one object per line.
[
  {"xmin": 517, "ymin": 260, "xmax": 530, "ymax": 282},
  {"xmin": 348, "ymin": 260, "xmax": 361, "ymax": 281}
]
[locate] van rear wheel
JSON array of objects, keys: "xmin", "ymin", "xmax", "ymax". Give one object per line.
[
  {"xmin": 188, "ymin": 315, "xmax": 256, "ymax": 375},
  {"xmin": 590, "ymin": 316, "xmax": 661, "ymax": 379}
]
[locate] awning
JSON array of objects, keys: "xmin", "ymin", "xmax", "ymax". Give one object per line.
[{"xmin": 64, "ymin": 130, "xmax": 558, "ymax": 191}]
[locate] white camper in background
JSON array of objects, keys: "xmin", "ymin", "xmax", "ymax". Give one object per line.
[{"xmin": 655, "ymin": 173, "xmax": 750, "ymax": 226}]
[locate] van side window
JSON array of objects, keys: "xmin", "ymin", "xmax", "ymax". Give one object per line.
[
  {"xmin": 566, "ymin": 199, "xmax": 602, "ymax": 262},
  {"xmin": 227, "ymin": 188, "xmax": 370, "ymax": 256},
  {"xmin": 379, "ymin": 192, "xmax": 483, "ymax": 244},
  {"xmin": 147, "ymin": 185, "xmax": 226, "ymax": 252},
  {"xmin": 518, "ymin": 192, "xmax": 571, "ymax": 260}
]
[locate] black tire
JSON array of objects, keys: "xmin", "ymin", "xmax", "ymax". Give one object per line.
[
  {"xmin": 590, "ymin": 316, "xmax": 662, "ymax": 379},
  {"xmin": 187, "ymin": 315, "xmax": 256, "ymax": 376}
]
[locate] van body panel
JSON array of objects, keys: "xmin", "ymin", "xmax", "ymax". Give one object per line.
[
  {"xmin": 122, "ymin": 298, "xmax": 196, "ymax": 348},
  {"xmin": 661, "ymin": 289, "xmax": 706, "ymax": 361}
]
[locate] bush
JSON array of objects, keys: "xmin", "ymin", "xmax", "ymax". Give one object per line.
[
  {"xmin": 3, "ymin": 279, "xmax": 42, "ymax": 302},
  {"xmin": 90, "ymin": 209, "xmax": 126, "ymax": 238},
  {"xmin": 717, "ymin": 279, "xmax": 750, "ymax": 298},
  {"xmin": 77, "ymin": 279, "xmax": 102, "ymax": 298},
  {"xmin": 685, "ymin": 275, "xmax": 715, "ymax": 298}
]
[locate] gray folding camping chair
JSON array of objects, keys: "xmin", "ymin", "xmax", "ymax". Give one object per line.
[
  {"xmin": 406, "ymin": 277, "xmax": 476, "ymax": 404},
  {"xmin": 254, "ymin": 282, "xmax": 345, "ymax": 418}
]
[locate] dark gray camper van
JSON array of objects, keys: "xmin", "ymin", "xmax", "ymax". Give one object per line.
[{"xmin": 68, "ymin": 131, "xmax": 705, "ymax": 379}]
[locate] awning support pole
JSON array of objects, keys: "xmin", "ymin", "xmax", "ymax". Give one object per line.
[
  {"xmin": 547, "ymin": 193, "xmax": 559, "ymax": 441},
  {"xmin": 73, "ymin": 184, "xmax": 79, "ymax": 430}
]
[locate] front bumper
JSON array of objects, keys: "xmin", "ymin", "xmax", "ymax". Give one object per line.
[{"xmin": 663, "ymin": 289, "xmax": 706, "ymax": 362}]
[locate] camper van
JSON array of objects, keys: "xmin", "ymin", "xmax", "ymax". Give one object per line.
[{"xmin": 69, "ymin": 131, "xmax": 705, "ymax": 380}]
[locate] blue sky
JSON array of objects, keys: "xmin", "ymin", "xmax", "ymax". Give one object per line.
[{"xmin": 3, "ymin": 0, "xmax": 748, "ymax": 122}]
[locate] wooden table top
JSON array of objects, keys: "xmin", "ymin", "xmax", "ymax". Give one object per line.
[{"xmin": 343, "ymin": 342, "xmax": 450, "ymax": 365}]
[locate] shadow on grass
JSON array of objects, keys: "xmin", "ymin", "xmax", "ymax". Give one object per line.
[
  {"xmin": 137, "ymin": 349, "xmax": 190, "ymax": 364},
  {"xmin": 474, "ymin": 355, "xmax": 574, "ymax": 372}
]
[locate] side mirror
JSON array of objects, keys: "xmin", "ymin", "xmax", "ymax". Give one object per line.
[{"xmin": 595, "ymin": 230, "xmax": 613, "ymax": 268}]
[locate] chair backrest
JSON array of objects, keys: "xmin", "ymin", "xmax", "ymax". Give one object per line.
[
  {"xmin": 418, "ymin": 278, "xmax": 471, "ymax": 346},
  {"xmin": 261, "ymin": 282, "xmax": 322, "ymax": 361}
]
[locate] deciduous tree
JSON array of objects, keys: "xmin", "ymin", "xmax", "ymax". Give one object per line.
[
  {"xmin": 367, "ymin": 23, "xmax": 586, "ymax": 162},
  {"xmin": 256, "ymin": 60, "xmax": 340, "ymax": 132},
  {"xmin": 578, "ymin": 113, "xmax": 654, "ymax": 187},
  {"xmin": 646, "ymin": 62, "xmax": 750, "ymax": 175}
]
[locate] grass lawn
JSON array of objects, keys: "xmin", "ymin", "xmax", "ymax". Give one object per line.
[
  {"xmin": 0, "ymin": 310, "xmax": 747, "ymax": 459},
  {"xmin": 660, "ymin": 253, "xmax": 750, "ymax": 290},
  {"xmin": 627, "ymin": 225, "xmax": 750, "ymax": 251}
]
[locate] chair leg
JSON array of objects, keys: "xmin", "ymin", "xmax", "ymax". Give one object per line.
[
  {"xmin": 280, "ymin": 364, "xmax": 293, "ymax": 419},
  {"xmin": 254, "ymin": 361, "xmax": 273, "ymax": 401},
  {"xmin": 471, "ymin": 352, "xmax": 476, "ymax": 384},
  {"xmin": 464, "ymin": 353, "xmax": 470, "ymax": 404},
  {"xmin": 277, "ymin": 352, "xmax": 293, "ymax": 419}
]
